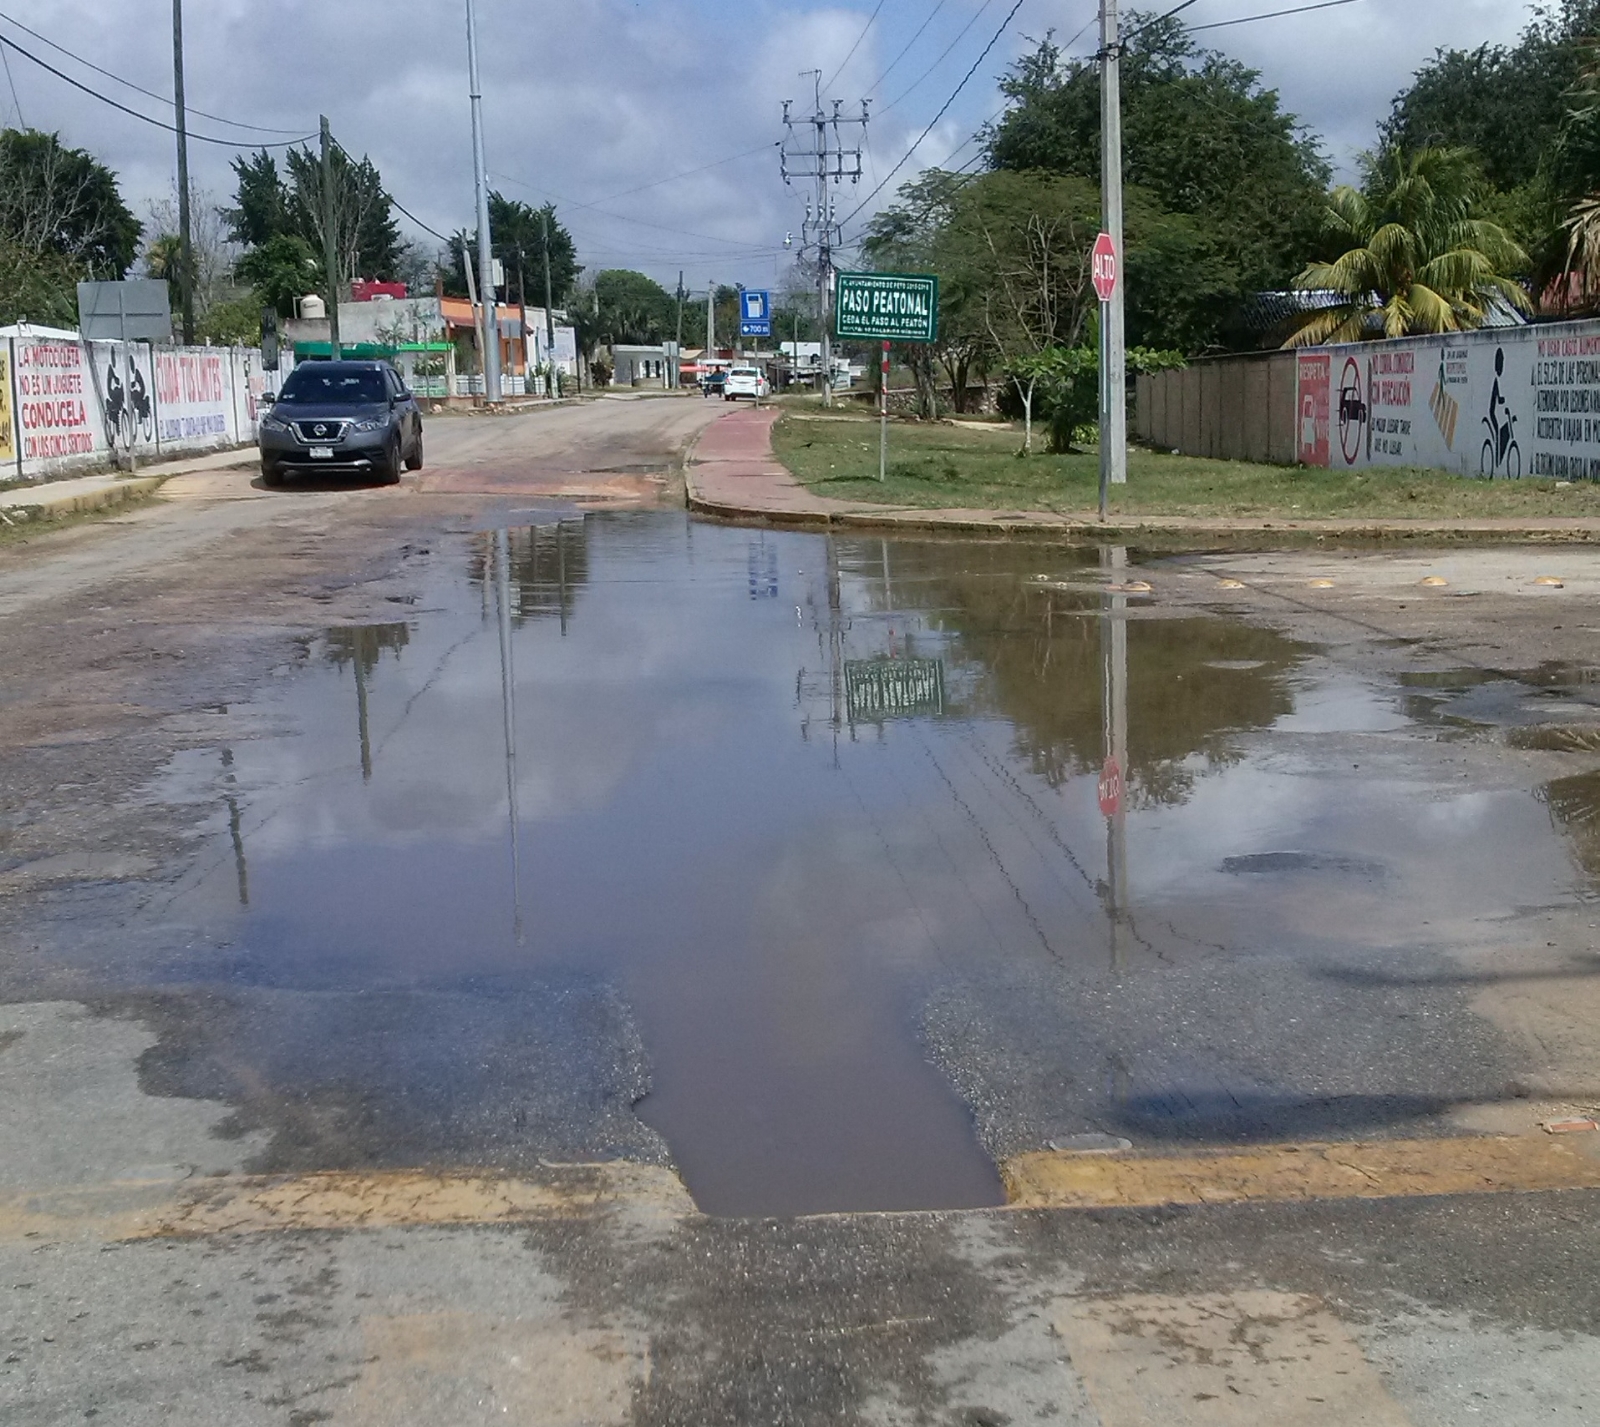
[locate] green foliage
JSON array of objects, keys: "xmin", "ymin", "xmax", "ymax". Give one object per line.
[
  {"xmin": 444, "ymin": 195, "xmax": 580, "ymax": 306},
  {"xmin": 1000, "ymin": 346, "xmax": 1185, "ymax": 452},
  {"xmin": 224, "ymin": 151, "xmax": 290, "ymax": 250},
  {"xmin": 591, "ymin": 269, "xmax": 675, "ymax": 345},
  {"xmin": 1288, "ymin": 146, "xmax": 1532, "ymax": 344},
  {"xmin": 987, "ymin": 22, "xmax": 1329, "ymax": 351},
  {"xmin": 197, "ymin": 295, "xmax": 264, "ymax": 346},
  {"xmin": 0, "ymin": 237, "xmax": 82, "ymax": 327},
  {"xmin": 236, "ymin": 233, "xmax": 322, "ymax": 317}
]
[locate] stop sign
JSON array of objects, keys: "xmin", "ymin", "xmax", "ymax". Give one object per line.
[
  {"xmin": 1092, "ymin": 231, "xmax": 1118, "ymax": 303},
  {"xmin": 1097, "ymin": 755, "xmax": 1123, "ymax": 817}
]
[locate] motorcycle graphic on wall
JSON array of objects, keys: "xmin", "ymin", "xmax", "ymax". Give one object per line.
[
  {"xmin": 103, "ymin": 358, "xmax": 154, "ymax": 451},
  {"xmin": 1480, "ymin": 347, "xmax": 1520, "ymax": 478}
]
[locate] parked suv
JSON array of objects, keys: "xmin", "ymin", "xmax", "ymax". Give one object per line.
[
  {"xmin": 258, "ymin": 360, "xmax": 423, "ymax": 487},
  {"xmin": 724, "ymin": 366, "xmax": 769, "ymax": 401}
]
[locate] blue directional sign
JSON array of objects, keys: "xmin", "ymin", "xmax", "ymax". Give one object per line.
[{"xmin": 739, "ymin": 289, "xmax": 772, "ymax": 338}]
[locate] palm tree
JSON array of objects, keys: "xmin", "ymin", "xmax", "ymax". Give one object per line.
[{"xmin": 1286, "ymin": 146, "xmax": 1531, "ymax": 347}]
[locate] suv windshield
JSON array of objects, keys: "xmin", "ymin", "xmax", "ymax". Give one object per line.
[{"xmin": 278, "ymin": 368, "xmax": 388, "ymax": 405}]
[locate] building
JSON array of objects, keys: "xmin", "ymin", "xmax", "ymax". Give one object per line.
[{"xmin": 610, "ymin": 343, "xmax": 680, "ymax": 389}]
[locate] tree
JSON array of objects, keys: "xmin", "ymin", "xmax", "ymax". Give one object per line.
[
  {"xmin": 1286, "ymin": 146, "xmax": 1532, "ymax": 346},
  {"xmin": 223, "ymin": 150, "xmax": 290, "ymax": 250},
  {"xmin": 591, "ymin": 269, "xmax": 674, "ymax": 344},
  {"xmin": 143, "ymin": 185, "xmax": 237, "ymax": 324},
  {"xmin": 986, "ymin": 22, "xmax": 1329, "ymax": 352},
  {"xmin": 442, "ymin": 199, "xmax": 580, "ymax": 307},
  {"xmin": 236, "ymin": 233, "xmax": 321, "ymax": 316},
  {"xmin": 0, "ymin": 128, "xmax": 140, "ymax": 324}
]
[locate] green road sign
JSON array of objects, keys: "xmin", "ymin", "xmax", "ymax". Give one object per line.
[
  {"xmin": 835, "ymin": 272, "xmax": 939, "ymax": 343},
  {"xmin": 845, "ymin": 658, "xmax": 945, "ymax": 722}
]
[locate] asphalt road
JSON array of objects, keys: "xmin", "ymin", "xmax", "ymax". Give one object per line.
[{"xmin": 3, "ymin": 399, "xmax": 1600, "ymax": 1424}]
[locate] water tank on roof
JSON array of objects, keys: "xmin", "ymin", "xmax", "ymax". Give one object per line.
[{"xmin": 299, "ymin": 293, "xmax": 327, "ymax": 320}]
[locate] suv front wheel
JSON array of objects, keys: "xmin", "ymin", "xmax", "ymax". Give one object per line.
[{"xmin": 375, "ymin": 436, "xmax": 402, "ymax": 486}]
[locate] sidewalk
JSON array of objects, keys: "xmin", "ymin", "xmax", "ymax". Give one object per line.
[
  {"xmin": 0, "ymin": 447, "xmax": 255, "ymax": 522},
  {"xmin": 685, "ymin": 407, "xmax": 1600, "ymax": 541}
]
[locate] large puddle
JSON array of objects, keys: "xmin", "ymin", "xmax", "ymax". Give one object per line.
[{"xmin": 143, "ymin": 513, "xmax": 1600, "ymax": 1215}]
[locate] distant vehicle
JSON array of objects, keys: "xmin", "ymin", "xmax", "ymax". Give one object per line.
[
  {"xmin": 257, "ymin": 360, "xmax": 423, "ymax": 487},
  {"xmin": 701, "ymin": 369, "xmax": 728, "ymax": 398},
  {"xmin": 724, "ymin": 366, "xmax": 769, "ymax": 402}
]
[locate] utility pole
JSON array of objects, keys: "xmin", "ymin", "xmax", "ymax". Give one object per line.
[
  {"xmin": 706, "ymin": 278, "xmax": 715, "ymax": 364},
  {"xmin": 1099, "ymin": 0, "xmax": 1127, "ymax": 495},
  {"xmin": 320, "ymin": 116, "xmax": 341, "ymax": 358},
  {"xmin": 542, "ymin": 208, "xmax": 559, "ymax": 396},
  {"xmin": 781, "ymin": 76, "xmax": 867, "ymax": 408},
  {"xmin": 465, "ymin": 0, "xmax": 501, "ymax": 403},
  {"xmin": 171, "ymin": 0, "xmax": 195, "ymax": 345},
  {"xmin": 675, "ymin": 271, "xmax": 685, "ymax": 349}
]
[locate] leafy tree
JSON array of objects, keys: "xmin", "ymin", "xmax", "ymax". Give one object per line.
[
  {"xmin": 236, "ymin": 233, "xmax": 322, "ymax": 317},
  {"xmin": 986, "ymin": 21, "xmax": 1329, "ymax": 352},
  {"xmin": 1000, "ymin": 345, "xmax": 1184, "ymax": 453},
  {"xmin": 1287, "ymin": 146, "xmax": 1531, "ymax": 345},
  {"xmin": 223, "ymin": 151, "xmax": 290, "ymax": 250},
  {"xmin": 442, "ymin": 197, "xmax": 579, "ymax": 307},
  {"xmin": 591, "ymin": 269, "xmax": 674, "ymax": 344}
]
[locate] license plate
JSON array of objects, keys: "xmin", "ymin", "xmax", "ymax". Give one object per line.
[{"xmin": 309, "ymin": 446, "xmax": 334, "ymax": 459}]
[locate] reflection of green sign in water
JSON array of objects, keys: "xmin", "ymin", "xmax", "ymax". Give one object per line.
[
  {"xmin": 845, "ymin": 658, "xmax": 945, "ymax": 721},
  {"xmin": 836, "ymin": 272, "xmax": 940, "ymax": 343}
]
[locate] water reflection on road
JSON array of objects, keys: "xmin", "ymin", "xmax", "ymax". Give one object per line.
[{"xmin": 152, "ymin": 513, "xmax": 1600, "ymax": 1215}]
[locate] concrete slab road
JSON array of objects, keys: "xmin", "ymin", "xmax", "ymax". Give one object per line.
[{"xmin": 3, "ymin": 400, "xmax": 1600, "ymax": 1423}]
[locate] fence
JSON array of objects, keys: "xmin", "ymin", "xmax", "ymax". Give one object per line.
[
  {"xmin": 0, "ymin": 335, "xmax": 274, "ymax": 481},
  {"xmin": 1134, "ymin": 352, "xmax": 1299, "ymax": 465},
  {"xmin": 1135, "ymin": 318, "xmax": 1600, "ymax": 479}
]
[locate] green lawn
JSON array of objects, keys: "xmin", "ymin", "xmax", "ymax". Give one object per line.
[{"xmin": 772, "ymin": 410, "xmax": 1600, "ymax": 520}]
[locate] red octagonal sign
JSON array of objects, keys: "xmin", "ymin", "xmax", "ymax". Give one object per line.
[
  {"xmin": 1092, "ymin": 231, "xmax": 1118, "ymax": 303},
  {"xmin": 1097, "ymin": 755, "xmax": 1123, "ymax": 817}
]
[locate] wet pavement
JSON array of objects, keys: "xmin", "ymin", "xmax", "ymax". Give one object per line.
[{"xmin": 40, "ymin": 511, "xmax": 1598, "ymax": 1216}]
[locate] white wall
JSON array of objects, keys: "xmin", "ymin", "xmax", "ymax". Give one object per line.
[
  {"xmin": 1, "ymin": 335, "xmax": 270, "ymax": 481},
  {"xmin": 1295, "ymin": 320, "xmax": 1598, "ymax": 479}
]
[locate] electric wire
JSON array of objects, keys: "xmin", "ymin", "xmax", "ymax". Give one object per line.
[
  {"xmin": 491, "ymin": 168, "xmax": 771, "ymax": 249},
  {"xmin": 0, "ymin": 34, "xmax": 21, "ymax": 127},
  {"xmin": 824, "ymin": 0, "xmax": 887, "ymax": 92},
  {"xmin": 0, "ymin": 33, "xmax": 311, "ymax": 147},
  {"xmin": 879, "ymin": 0, "xmax": 996, "ymax": 116},
  {"xmin": 867, "ymin": 0, "xmax": 949, "ymax": 97},
  {"xmin": 329, "ymin": 136, "xmax": 454, "ymax": 245},
  {"xmin": 840, "ymin": 0, "xmax": 1026, "ymax": 234},
  {"xmin": 1188, "ymin": 0, "xmax": 1361, "ymax": 32},
  {"xmin": 0, "ymin": 7, "xmax": 305, "ymax": 134}
]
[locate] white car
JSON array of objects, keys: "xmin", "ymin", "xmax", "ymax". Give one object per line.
[{"xmin": 724, "ymin": 366, "xmax": 770, "ymax": 401}]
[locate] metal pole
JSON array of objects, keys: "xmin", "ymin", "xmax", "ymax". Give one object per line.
[
  {"xmin": 543, "ymin": 208, "xmax": 559, "ymax": 397},
  {"xmin": 118, "ymin": 288, "xmax": 136, "ymax": 473},
  {"xmin": 172, "ymin": 0, "xmax": 195, "ymax": 345},
  {"xmin": 320, "ymin": 116, "xmax": 341, "ymax": 359},
  {"xmin": 706, "ymin": 278, "xmax": 715, "ymax": 367},
  {"xmin": 466, "ymin": 0, "xmax": 501, "ymax": 402},
  {"xmin": 879, "ymin": 340, "xmax": 889, "ymax": 481},
  {"xmin": 1101, "ymin": 545, "xmax": 1129, "ymax": 970},
  {"xmin": 1099, "ymin": 0, "xmax": 1127, "ymax": 505},
  {"xmin": 495, "ymin": 527, "xmax": 524, "ymax": 943}
]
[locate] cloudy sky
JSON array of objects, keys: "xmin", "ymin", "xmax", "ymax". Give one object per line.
[{"xmin": 0, "ymin": 0, "xmax": 1538, "ymax": 294}]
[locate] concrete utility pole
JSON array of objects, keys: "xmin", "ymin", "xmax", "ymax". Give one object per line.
[
  {"xmin": 320, "ymin": 116, "xmax": 341, "ymax": 358},
  {"xmin": 1100, "ymin": 0, "xmax": 1128, "ymax": 493},
  {"xmin": 465, "ymin": 0, "xmax": 501, "ymax": 402},
  {"xmin": 706, "ymin": 278, "xmax": 715, "ymax": 363},
  {"xmin": 542, "ymin": 208, "xmax": 558, "ymax": 396},
  {"xmin": 171, "ymin": 0, "xmax": 194, "ymax": 345},
  {"xmin": 781, "ymin": 76, "xmax": 867, "ymax": 408}
]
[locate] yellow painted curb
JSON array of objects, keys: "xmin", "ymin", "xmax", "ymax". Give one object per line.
[
  {"xmin": 1002, "ymin": 1135, "xmax": 1600, "ymax": 1210},
  {"xmin": 0, "ymin": 1163, "xmax": 694, "ymax": 1243}
]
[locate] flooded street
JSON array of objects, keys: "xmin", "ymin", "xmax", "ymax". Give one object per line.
[
  {"xmin": 103, "ymin": 512, "xmax": 1600, "ymax": 1215},
  {"xmin": 6, "ymin": 408, "xmax": 1600, "ymax": 1423}
]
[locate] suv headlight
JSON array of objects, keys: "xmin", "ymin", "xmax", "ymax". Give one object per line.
[
  {"xmin": 353, "ymin": 417, "xmax": 386, "ymax": 432},
  {"xmin": 259, "ymin": 413, "xmax": 288, "ymax": 432}
]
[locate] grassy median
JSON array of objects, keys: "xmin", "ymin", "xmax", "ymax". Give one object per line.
[{"xmin": 772, "ymin": 409, "xmax": 1600, "ymax": 520}]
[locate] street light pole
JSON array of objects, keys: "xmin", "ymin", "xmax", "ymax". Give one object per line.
[
  {"xmin": 171, "ymin": 0, "xmax": 194, "ymax": 345},
  {"xmin": 1099, "ymin": 0, "xmax": 1127, "ymax": 505},
  {"xmin": 543, "ymin": 208, "xmax": 559, "ymax": 397},
  {"xmin": 465, "ymin": 0, "xmax": 501, "ymax": 403}
]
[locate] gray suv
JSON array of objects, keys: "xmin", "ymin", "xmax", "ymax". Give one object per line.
[{"xmin": 258, "ymin": 360, "xmax": 423, "ymax": 486}]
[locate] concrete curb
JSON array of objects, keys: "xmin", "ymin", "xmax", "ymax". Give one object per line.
[
  {"xmin": 683, "ymin": 419, "xmax": 1600, "ymax": 544},
  {"xmin": 1, "ymin": 476, "xmax": 166, "ymax": 524}
]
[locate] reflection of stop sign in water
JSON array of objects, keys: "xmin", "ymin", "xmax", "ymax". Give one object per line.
[
  {"xmin": 1098, "ymin": 756, "xmax": 1123, "ymax": 817},
  {"xmin": 1092, "ymin": 232, "xmax": 1118, "ymax": 302}
]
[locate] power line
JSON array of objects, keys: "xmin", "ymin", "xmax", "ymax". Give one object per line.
[
  {"xmin": 1189, "ymin": 0, "xmax": 1361, "ymax": 32},
  {"xmin": 881, "ymin": 0, "xmax": 997, "ymax": 116},
  {"xmin": 867, "ymin": 0, "xmax": 949, "ymax": 96},
  {"xmin": 0, "ymin": 7, "xmax": 304, "ymax": 134},
  {"xmin": 0, "ymin": 33, "xmax": 311, "ymax": 147},
  {"xmin": 0, "ymin": 31, "xmax": 20, "ymax": 127},
  {"xmin": 583, "ymin": 142, "xmax": 777, "ymax": 206},
  {"xmin": 1121, "ymin": 0, "xmax": 1203, "ymax": 47},
  {"xmin": 490, "ymin": 168, "xmax": 767, "ymax": 248},
  {"xmin": 825, "ymin": 0, "xmax": 887, "ymax": 92},
  {"xmin": 841, "ymin": 0, "xmax": 1026, "ymax": 233}
]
